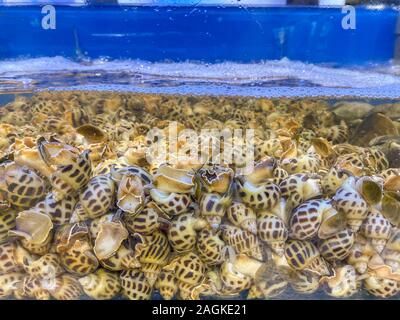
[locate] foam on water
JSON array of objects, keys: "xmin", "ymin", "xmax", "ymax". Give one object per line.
[{"xmin": 1, "ymin": 57, "xmax": 400, "ymax": 97}]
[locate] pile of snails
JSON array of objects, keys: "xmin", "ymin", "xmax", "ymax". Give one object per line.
[{"xmin": 0, "ymin": 91, "xmax": 399, "ymax": 300}]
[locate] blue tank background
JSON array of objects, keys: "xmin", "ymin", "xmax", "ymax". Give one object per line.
[{"xmin": 0, "ymin": 5, "xmax": 398, "ymax": 65}]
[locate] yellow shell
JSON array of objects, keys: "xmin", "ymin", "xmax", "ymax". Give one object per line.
[
  {"xmin": 226, "ymin": 202, "xmax": 257, "ymax": 234},
  {"xmin": 221, "ymin": 224, "xmax": 264, "ymax": 261},
  {"xmin": 123, "ymin": 206, "xmax": 162, "ymax": 235},
  {"xmin": 236, "ymin": 178, "xmax": 281, "ymax": 211},
  {"xmin": 0, "ymin": 209, "xmax": 17, "ymax": 243},
  {"xmin": 0, "ymin": 272, "xmax": 24, "ymax": 299},
  {"xmin": 318, "ymin": 229, "xmax": 355, "ymax": 262},
  {"xmin": 257, "ymin": 212, "xmax": 288, "ymax": 256},
  {"xmin": 93, "ymin": 214, "xmax": 129, "ymax": 261},
  {"xmin": 60, "ymin": 238, "xmax": 99, "ymax": 276},
  {"xmin": 289, "ymin": 199, "xmax": 342, "ymax": 240},
  {"xmin": 34, "ymin": 193, "xmax": 77, "ymax": 226},
  {"xmin": 37, "ymin": 138, "xmax": 92, "ymax": 201},
  {"xmin": 333, "ymin": 177, "xmax": 369, "ymax": 232},
  {"xmin": 42, "ymin": 274, "xmax": 83, "ymax": 300},
  {"xmin": 247, "ymin": 273, "xmax": 288, "ymax": 299},
  {"xmin": 382, "ymin": 228, "xmax": 400, "ymax": 273},
  {"xmin": 346, "ymin": 234, "xmax": 375, "ymax": 274},
  {"xmin": 199, "ymin": 192, "xmax": 231, "ymax": 230},
  {"xmin": 155, "ymin": 269, "xmax": 178, "ymax": 300},
  {"xmin": 0, "ymin": 162, "xmax": 46, "ymax": 209},
  {"xmin": 364, "ymin": 276, "xmax": 399, "ymax": 298},
  {"xmin": 196, "ymin": 228, "xmax": 226, "ymax": 266},
  {"xmin": 284, "ymin": 240, "xmax": 331, "ymax": 276},
  {"xmin": 168, "ymin": 213, "xmax": 208, "ymax": 252},
  {"xmin": 115, "ymin": 173, "xmax": 146, "ymax": 214},
  {"xmin": 70, "ymin": 174, "xmax": 115, "ymax": 222},
  {"xmin": 136, "ymin": 231, "xmax": 171, "ymax": 286},
  {"xmin": 219, "ymin": 257, "xmax": 252, "ymax": 296},
  {"xmin": 149, "ymin": 189, "xmax": 192, "ymax": 217},
  {"xmin": 27, "ymin": 253, "xmax": 64, "ymax": 279},
  {"xmin": 100, "ymin": 242, "xmax": 141, "ymax": 271},
  {"xmin": 279, "ymin": 173, "xmax": 322, "ymax": 210},
  {"xmin": 360, "ymin": 209, "xmax": 392, "ymax": 254},
  {"xmin": 79, "ymin": 269, "xmax": 121, "ymax": 300},
  {"xmin": 9, "ymin": 209, "xmax": 53, "ymax": 245},
  {"xmin": 120, "ymin": 269, "xmax": 152, "ymax": 300},
  {"xmin": 321, "ymin": 265, "xmax": 359, "ymax": 298},
  {"xmin": 153, "ymin": 165, "xmax": 195, "ymax": 194}
]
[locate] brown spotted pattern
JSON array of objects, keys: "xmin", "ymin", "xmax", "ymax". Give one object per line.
[
  {"xmin": 120, "ymin": 270, "xmax": 152, "ymax": 300},
  {"xmin": 257, "ymin": 212, "xmax": 288, "ymax": 255},
  {"xmin": 196, "ymin": 228, "xmax": 225, "ymax": 266},
  {"xmin": 221, "ymin": 225, "xmax": 263, "ymax": 261},
  {"xmin": 319, "ymin": 229, "xmax": 355, "ymax": 262}
]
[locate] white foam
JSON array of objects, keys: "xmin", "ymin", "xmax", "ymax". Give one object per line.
[{"xmin": 1, "ymin": 57, "xmax": 400, "ymax": 97}]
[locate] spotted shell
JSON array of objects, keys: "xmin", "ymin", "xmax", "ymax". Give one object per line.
[
  {"xmin": 364, "ymin": 276, "xmax": 399, "ymax": 298},
  {"xmin": 226, "ymin": 202, "xmax": 257, "ymax": 234},
  {"xmin": 123, "ymin": 207, "xmax": 162, "ymax": 235},
  {"xmin": 35, "ymin": 193, "xmax": 77, "ymax": 226},
  {"xmin": 59, "ymin": 238, "xmax": 99, "ymax": 276},
  {"xmin": 346, "ymin": 234, "xmax": 375, "ymax": 274},
  {"xmin": 321, "ymin": 265, "xmax": 359, "ymax": 298},
  {"xmin": 289, "ymin": 271, "xmax": 320, "ymax": 294},
  {"xmin": 0, "ymin": 272, "xmax": 24, "ymax": 298},
  {"xmin": 247, "ymin": 273, "xmax": 288, "ymax": 299},
  {"xmin": 27, "ymin": 253, "xmax": 64, "ymax": 279},
  {"xmin": 120, "ymin": 269, "xmax": 152, "ymax": 300},
  {"xmin": 93, "ymin": 216, "xmax": 129, "ymax": 261},
  {"xmin": 284, "ymin": 240, "xmax": 331, "ymax": 276},
  {"xmin": 70, "ymin": 174, "xmax": 115, "ymax": 222},
  {"xmin": 318, "ymin": 229, "xmax": 355, "ymax": 262},
  {"xmin": 79, "ymin": 268, "xmax": 121, "ymax": 300},
  {"xmin": 115, "ymin": 173, "xmax": 146, "ymax": 215},
  {"xmin": 153, "ymin": 165, "xmax": 195, "ymax": 194},
  {"xmin": 318, "ymin": 122, "xmax": 349, "ymax": 144},
  {"xmin": 294, "ymin": 198, "xmax": 345, "ymax": 240},
  {"xmin": 150, "ymin": 189, "xmax": 192, "ymax": 217},
  {"xmin": 0, "ymin": 242, "xmax": 33, "ymax": 273},
  {"xmin": 0, "ymin": 209, "xmax": 17, "ymax": 243},
  {"xmin": 219, "ymin": 259, "xmax": 252, "ymax": 296},
  {"xmin": 280, "ymin": 153, "xmax": 320, "ymax": 174},
  {"xmin": 257, "ymin": 212, "xmax": 288, "ymax": 256},
  {"xmin": 168, "ymin": 213, "xmax": 208, "ymax": 252},
  {"xmin": 37, "ymin": 139, "xmax": 92, "ymax": 201},
  {"xmin": 19, "ymin": 275, "xmax": 51, "ymax": 300},
  {"xmin": 8, "ymin": 209, "xmax": 53, "ymax": 247},
  {"xmin": 19, "ymin": 231, "xmax": 53, "ymax": 255},
  {"xmin": 0, "ymin": 162, "xmax": 46, "ymax": 208},
  {"xmin": 155, "ymin": 269, "xmax": 178, "ymax": 300},
  {"xmin": 167, "ymin": 252, "xmax": 205, "ymax": 294},
  {"xmin": 42, "ymin": 274, "xmax": 83, "ymax": 300},
  {"xmin": 199, "ymin": 192, "xmax": 231, "ymax": 230},
  {"xmin": 236, "ymin": 178, "xmax": 281, "ymax": 211},
  {"xmin": 360, "ymin": 209, "xmax": 392, "ymax": 254},
  {"xmin": 333, "ymin": 177, "xmax": 369, "ymax": 232},
  {"xmin": 196, "ymin": 228, "xmax": 226, "ymax": 266},
  {"xmin": 321, "ymin": 167, "xmax": 352, "ymax": 195},
  {"xmin": 136, "ymin": 231, "xmax": 171, "ymax": 286},
  {"xmin": 100, "ymin": 241, "xmax": 141, "ymax": 271},
  {"xmin": 382, "ymin": 228, "xmax": 400, "ymax": 273},
  {"xmin": 221, "ymin": 224, "xmax": 264, "ymax": 261},
  {"xmin": 279, "ymin": 173, "xmax": 322, "ymax": 210}
]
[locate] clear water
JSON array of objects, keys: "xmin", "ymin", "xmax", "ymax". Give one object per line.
[{"xmin": 1, "ymin": 57, "xmax": 400, "ymax": 300}]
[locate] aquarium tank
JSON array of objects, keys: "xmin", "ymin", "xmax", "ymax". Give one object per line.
[{"xmin": 0, "ymin": 0, "xmax": 400, "ymax": 302}]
